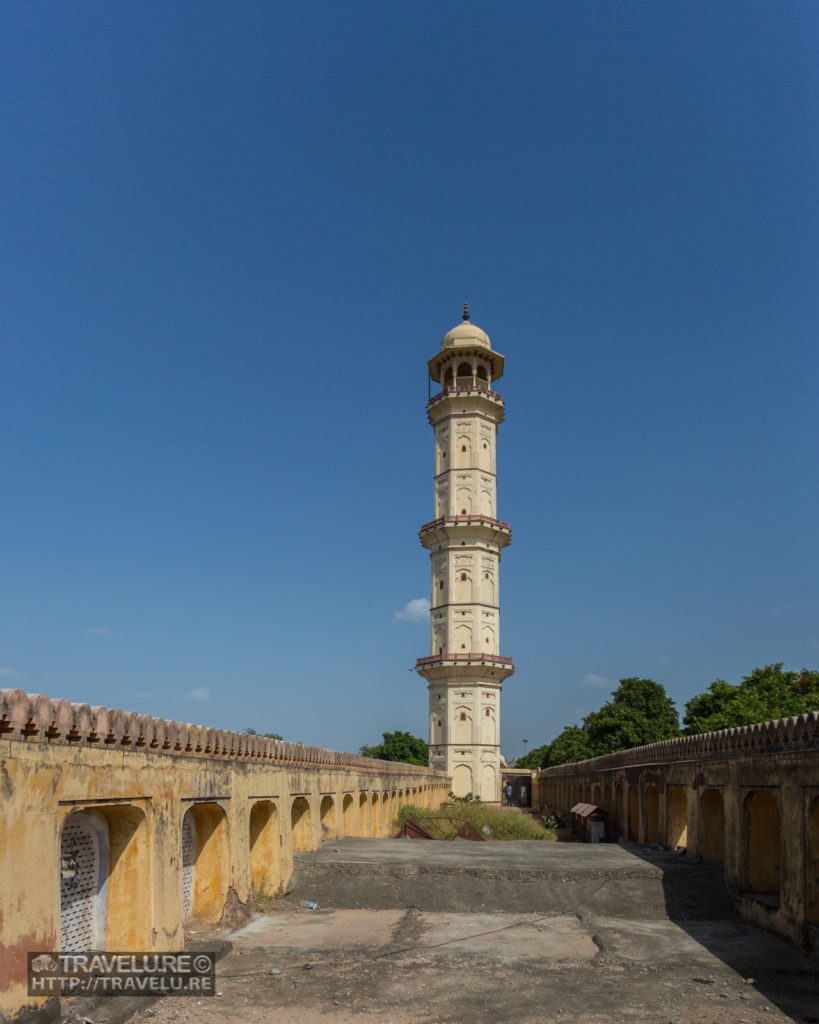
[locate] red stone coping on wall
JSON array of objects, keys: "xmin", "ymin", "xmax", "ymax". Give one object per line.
[
  {"xmin": 0, "ymin": 689, "xmax": 448, "ymax": 777},
  {"xmin": 536, "ymin": 711, "xmax": 819, "ymax": 777}
]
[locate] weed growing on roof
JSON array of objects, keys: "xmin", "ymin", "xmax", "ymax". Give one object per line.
[{"xmin": 396, "ymin": 802, "xmax": 556, "ymax": 841}]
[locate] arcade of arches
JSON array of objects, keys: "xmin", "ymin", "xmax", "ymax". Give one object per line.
[
  {"xmin": 535, "ymin": 713, "xmax": 819, "ymax": 950},
  {"xmin": 0, "ymin": 688, "xmax": 449, "ymax": 1022}
]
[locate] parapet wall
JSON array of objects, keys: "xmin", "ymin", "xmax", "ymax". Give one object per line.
[
  {"xmin": 0, "ymin": 688, "xmax": 427, "ymax": 772},
  {"xmin": 535, "ymin": 712, "xmax": 819, "ymax": 951},
  {"xmin": 538, "ymin": 711, "xmax": 819, "ymax": 775},
  {"xmin": 0, "ymin": 689, "xmax": 450, "ymax": 1022}
]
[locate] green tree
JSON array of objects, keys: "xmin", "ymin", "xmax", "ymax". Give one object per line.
[
  {"xmin": 243, "ymin": 728, "xmax": 283, "ymax": 739},
  {"xmin": 683, "ymin": 664, "xmax": 819, "ymax": 734},
  {"xmin": 360, "ymin": 730, "xmax": 429, "ymax": 766},
  {"xmin": 583, "ymin": 677, "xmax": 680, "ymax": 755},
  {"xmin": 516, "ymin": 742, "xmax": 552, "ymax": 770},
  {"xmin": 548, "ymin": 725, "xmax": 593, "ymax": 765}
]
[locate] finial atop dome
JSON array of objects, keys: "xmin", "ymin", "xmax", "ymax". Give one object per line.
[{"xmin": 463, "ymin": 300, "xmax": 470, "ymax": 322}]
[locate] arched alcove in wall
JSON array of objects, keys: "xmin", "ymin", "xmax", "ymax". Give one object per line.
[
  {"xmin": 453, "ymin": 763, "xmax": 473, "ymax": 796},
  {"xmin": 745, "ymin": 790, "xmax": 781, "ymax": 899},
  {"xmin": 626, "ymin": 786, "xmax": 638, "ymax": 840},
  {"xmin": 342, "ymin": 794, "xmax": 355, "ymax": 836},
  {"xmin": 250, "ymin": 801, "xmax": 281, "ymax": 895},
  {"xmin": 645, "ymin": 786, "xmax": 660, "ymax": 845},
  {"xmin": 182, "ymin": 803, "xmax": 229, "ymax": 924},
  {"xmin": 320, "ymin": 796, "xmax": 337, "ymax": 838},
  {"xmin": 700, "ymin": 789, "xmax": 725, "ymax": 861},
  {"xmin": 808, "ymin": 797, "xmax": 819, "ymax": 922},
  {"xmin": 291, "ymin": 797, "xmax": 314, "ymax": 852},
  {"xmin": 668, "ymin": 788, "xmax": 688, "ymax": 849}
]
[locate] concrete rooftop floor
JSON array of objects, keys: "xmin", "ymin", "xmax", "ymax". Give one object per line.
[{"xmin": 65, "ymin": 839, "xmax": 819, "ymax": 1024}]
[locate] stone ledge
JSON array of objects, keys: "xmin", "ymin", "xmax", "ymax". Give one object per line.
[
  {"xmin": 537, "ymin": 710, "xmax": 819, "ymax": 777},
  {"xmin": 0, "ymin": 688, "xmax": 448, "ymax": 777}
]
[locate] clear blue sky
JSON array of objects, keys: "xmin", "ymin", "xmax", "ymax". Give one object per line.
[{"xmin": 2, "ymin": 2, "xmax": 817, "ymax": 758}]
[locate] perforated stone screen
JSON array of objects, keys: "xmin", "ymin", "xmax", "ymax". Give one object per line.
[{"xmin": 60, "ymin": 816, "xmax": 102, "ymax": 950}]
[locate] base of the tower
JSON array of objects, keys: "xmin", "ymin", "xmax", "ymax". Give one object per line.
[{"xmin": 422, "ymin": 675, "xmax": 504, "ymax": 802}]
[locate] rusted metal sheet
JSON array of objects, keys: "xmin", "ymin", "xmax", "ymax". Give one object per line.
[
  {"xmin": 455, "ymin": 820, "xmax": 486, "ymax": 841},
  {"xmin": 394, "ymin": 816, "xmax": 489, "ymax": 841},
  {"xmin": 394, "ymin": 817, "xmax": 436, "ymax": 840}
]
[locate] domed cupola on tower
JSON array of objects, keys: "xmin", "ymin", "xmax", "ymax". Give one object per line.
[
  {"xmin": 415, "ymin": 304, "xmax": 514, "ymax": 802},
  {"xmin": 427, "ymin": 302, "xmax": 505, "ymax": 390}
]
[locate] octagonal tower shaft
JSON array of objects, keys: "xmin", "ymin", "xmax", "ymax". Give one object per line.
[{"xmin": 415, "ymin": 310, "xmax": 514, "ymax": 802}]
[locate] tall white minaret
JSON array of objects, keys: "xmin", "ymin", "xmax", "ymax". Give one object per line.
[{"xmin": 415, "ymin": 305, "xmax": 513, "ymax": 801}]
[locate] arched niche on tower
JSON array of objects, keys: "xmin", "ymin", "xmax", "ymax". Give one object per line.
[
  {"xmin": 478, "ymin": 437, "xmax": 492, "ymax": 472},
  {"xmin": 432, "ymin": 571, "xmax": 446, "ymax": 607},
  {"xmin": 480, "ymin": 763, "xmax": 497, "ymax": 801},
  {"xmin": 435, "ymin": 484, "xmax": 448, "ymax": 518},
  {"xmin": 435, "ymin": 425, "xmax": 449, "ymax": 474},
  {"xmin": 481, "ymin": 569, "xmax": 496, "ymax": 605},
  {"xmin": 454, "ymin": 570, "xmax": 472, "ymax": 604},
  {"xmin": 481, "ymin": 707, "xmax": 497, "ymax": 744},
  {"xmin": 453, "ymin": 763, "xmax": 473, "ymax": 796},
  {"xmin": 430, "ymin": 709, "xmax": 444, "ymax": 744},
  {"xmin": 453, "ymin": 707, "xmax": 473, "ymax": 745},
  {"xmin": 454, "ymin": 623, "xmax": 472, "ymax": 652},
  {"xmin": 455, "ymin": 434, "xmax": 472, "ymax": 469},
  {"xmin": 481, "ymin": 625, "xmax": 496, "ymax": 654},
  {"xmin": 456, "ymin": 486, "xmax": 472, "ymax": 516}
]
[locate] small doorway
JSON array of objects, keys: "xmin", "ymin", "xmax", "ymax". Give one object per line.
[{"xmin": 502, "ymin": 774, "xmax": 531, "ymax": 807}]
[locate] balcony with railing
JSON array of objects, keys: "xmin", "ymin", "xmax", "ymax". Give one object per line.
[
  {"xmin": 428, "ymin": 380, "xmax": 504, "ymax": 409},
  {"xmin": 418, "ymin": 514, "xmax": 511, "ymax": 539},
  {"xmin": 416, "ymin": 653, "xmax": 514, "ymax": 669}
]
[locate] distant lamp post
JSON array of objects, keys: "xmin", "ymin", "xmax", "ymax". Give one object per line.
[{"xmin": 521, "ymin": 739, "xmax": 528, "ymax": 758}]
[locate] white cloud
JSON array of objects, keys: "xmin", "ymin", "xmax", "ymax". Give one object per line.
[
  {"xmin": 770, "ymin": 604, "xmax": 797, "ymax": 618},
  {"xmin": 84, "ymin": 627, "xmax": 124, "ymax": 637},
  {"xmin": 132, "ymin": 691, "xmax": 154, "ymax": 700},
  {"xmin": 582, "ymin": 673, "xmax": 613, "ymax": 689},
  {"xmin": 808, "ymin": 638, "xmax": 819, "ymax": 650},
  {"xmin": 658, "ymin": 655, "xmax": 672, "ymax": 666},
  {"xmin": 393, "ymin": 598, "xmax": 430, "ymax": 622},
  {"xmin": 187, "ymin": 688, "xmax": 211, "ymax": 701},
  {"xmin": 0, "ymin": 666, "xmax": 20, "ymax": 679}
]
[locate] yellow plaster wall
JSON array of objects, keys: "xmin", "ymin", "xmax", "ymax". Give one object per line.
[
  {"xmin": 0, "ymin": 689, "xmax": 450, "ymax": 1021},
  {"xmin": 535, "ymin": 712, "xmax": 819, "ymax": 950}
]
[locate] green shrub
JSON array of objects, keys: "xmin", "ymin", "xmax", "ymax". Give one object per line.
[{"xmin": 396, "ymin": 802, "xmax": 555, "ymax": 841}]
